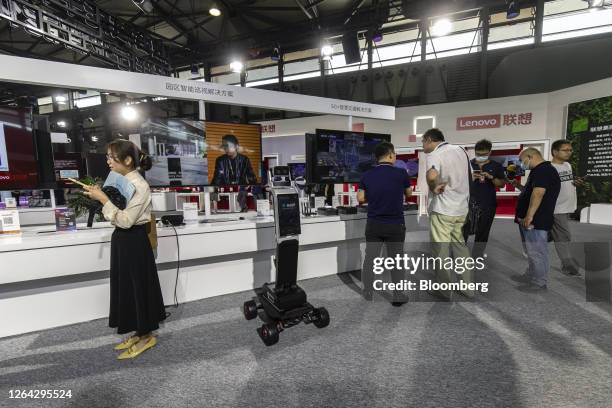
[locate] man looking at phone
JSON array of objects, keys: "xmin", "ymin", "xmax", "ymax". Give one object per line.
[
  {"xmin": 423, "ymin": 128, "xmax": 472, "ymax": 299},
  {"xmin": 550, "ymin": 139, "xmax": 583, "ymax": 276},
  {"xmin": 463, "ymin": 139, "xmax": 506, "ymax": 258}
]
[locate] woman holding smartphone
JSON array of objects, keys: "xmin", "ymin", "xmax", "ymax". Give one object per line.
[{"xmin": 83, "ymin": 139, "xmax": 166, "ymax": 360}]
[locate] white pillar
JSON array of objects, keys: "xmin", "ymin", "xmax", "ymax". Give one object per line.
[
  {"xmin": 198, "ymin": 100, "xmax": 206, "ymax": 120},
  {"xmin": 347, "ymin": 115, "xmax": 353, "ymax": 131}
]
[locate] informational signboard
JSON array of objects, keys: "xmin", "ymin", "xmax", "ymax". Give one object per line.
[
  {"xmin": 567, "ymin": 95, "xmax": 612, "ymax": 181},
  {"xmin": 578, "ymin": 126, "xmax": 612, "ymax": 179},
  {"xmin": 54, "ymin": 208, "xmax": 77, "ymax": 232}
]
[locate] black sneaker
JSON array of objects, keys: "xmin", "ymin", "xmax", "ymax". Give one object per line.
[
  {"xmin": 426, "ymin": 289, "xmax": 451, "ymax": 301},
  {"xmin": 517, "ymin": 283, "xmax": 547, "ymax": 293},
  {"xmin": 511, "ymin": 274, "xmax": 533, "ymax": 284},
  {"xmin": 563, "ymin": 266, "xmax": 581, "ymax": 276},
  {"xmin": 391, "ymin": 301, "xmax": 407, "ymax": 307}
]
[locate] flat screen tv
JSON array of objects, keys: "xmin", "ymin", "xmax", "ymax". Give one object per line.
[
  {"xmin": 0, "ymin": 107, "xmax": 38, "ymax": 190},
  {"xmin": 140, "ymin": 119, "xmax": 262, "ymax": 187},
  {"xmin": 140, "ymin": 118, "xmax": 208, "ymax": 187},
  {"xmin": 306, "ymin": 129, "xmax": 391, "ymax": 183}
]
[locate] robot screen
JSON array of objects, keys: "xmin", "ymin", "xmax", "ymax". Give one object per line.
[{"xmin": 277, "ymin": 194, "xmax": 301, "ymax": 237}]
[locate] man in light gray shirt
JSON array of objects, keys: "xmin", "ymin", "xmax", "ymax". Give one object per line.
[
  {"xmin": 423, "ymin": 128, "xmax": 473, "ymax": 299},
  {"xmin": 550, "ymin": 139, "xmax": 584, "ymax": 276}
]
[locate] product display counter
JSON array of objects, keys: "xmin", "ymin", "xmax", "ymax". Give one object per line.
[{"xmin": 0, "ymin": 211, "xmax": 424, "ymax": 338}]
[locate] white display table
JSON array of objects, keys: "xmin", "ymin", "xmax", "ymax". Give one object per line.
[{"xmin": 0, "ymin": 211, "xmax": 423, "ymax": 338}]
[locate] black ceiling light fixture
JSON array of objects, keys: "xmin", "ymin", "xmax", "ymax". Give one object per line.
[
  {"xmin": 132, "ymin": 0, "xmax": 154, "ymax": 14},
  {"xmin": 191, "ymin": 64, "xmax": 199, "ymax": 76},
  {"xmin": 507, "ymin": 0, "xmax": 520, "ymax": 19}
]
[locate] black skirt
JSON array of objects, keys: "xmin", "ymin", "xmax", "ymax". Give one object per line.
[{"xmin": 109, "ymin": 224, "xmax": 166, "ymax": 335}]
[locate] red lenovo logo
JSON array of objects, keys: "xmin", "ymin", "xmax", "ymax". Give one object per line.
[{"xmin": 456, "ymin": 114, "xmax": 501, "ymax": 130}]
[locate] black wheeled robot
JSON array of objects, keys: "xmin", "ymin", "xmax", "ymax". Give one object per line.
[{"xmin": 243, "ymin": 166, "xmax": 330, "ymax": 346}]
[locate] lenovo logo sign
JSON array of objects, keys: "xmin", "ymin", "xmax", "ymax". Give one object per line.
[{"xmin": 456, "ymin": 114, "xmax": 501, "ymax": 130}]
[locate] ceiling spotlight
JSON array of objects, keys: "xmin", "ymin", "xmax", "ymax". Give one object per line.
[
  {"xmin": 584, "ymin": 0, "xmax": 605, "ymax": 8},
  {"xmin": 86, "ymin": 117, "xmax": 94, "ymax": 124},
  {"xmin": 431, "ymin": 19, "xmax": 452, "ymax": 37},
  {"xmin": 91, "ymin": 136, "xmax": 99, "ymax": 142},
  {"xmin": 132, "ymin": 0, "xmax": 154, "ymax": 14},
  {"xmin": 321, "ymin": 44, "xmax": 333, "ymax": 60},
  {"xmin": 230, "ymin": 60, "xmax": 244, "ymax": 73},
  {"xmin": 56, "ymin": 120, "xmax": 67, "ymax": 128},
  {"xmin": 507, "ymin": 1, "xmax": 520, "ymax": 19},
  {"xmin": 271, "ymin": 46, "xmax": 280, "ymax": 62},
  {"xmin": 121, "ymin": 106, "xmax": 138, "ymax": 121},
  {"xmin": 209, "ymin": 7, "xmax": 221, "ymax": 17},
  {"xmin": 191, "ymin": 64, "xmax": 199, "ymax": 76}
]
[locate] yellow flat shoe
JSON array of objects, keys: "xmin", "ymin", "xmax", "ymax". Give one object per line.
[
  {"xmin": 114, "ymin": 336, "xmax": 140, "ymax": 351},
  {"xmin": 117, "ymin": 337, "xmax": 157, "ymax": 360}
]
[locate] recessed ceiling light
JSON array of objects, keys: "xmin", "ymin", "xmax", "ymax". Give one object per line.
[{"xmin": 209, "ymin": 7, "xmax": 221, "ymax": 17}]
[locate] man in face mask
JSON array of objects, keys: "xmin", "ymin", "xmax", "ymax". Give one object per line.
[
  {"xmin": 211, "ymin": 134, "xmax": 257, "ymax": 186},
  {"xmin": 513, "ymin": 147, "xmax": 561, "ymax": 291},
  {"xmin": 462, "ymin": 139, "xmax": 506, "ymax": 258}
]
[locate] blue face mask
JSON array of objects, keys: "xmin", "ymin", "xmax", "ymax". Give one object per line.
[{"xmin": 475, "ymin": 155, "xmax": 489, "ymax": 162}]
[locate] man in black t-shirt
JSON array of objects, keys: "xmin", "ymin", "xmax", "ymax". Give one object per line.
[
  {"xmin": 462, "ymin": 139, "xmax": 506, "ymax": 258},
  {"xmin": 513, "ymin": 147, "xmax": 561, "ymax": 290},
  {"xmin": 357, "ymin": 142, "xmax": 412, "ymax": 306}
]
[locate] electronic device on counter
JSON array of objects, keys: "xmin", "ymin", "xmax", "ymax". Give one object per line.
[
  {"xmin": 242, "ymin": 169, "xmax": 329, "ymax": 346},
  {"xmin": 337, "ymin": 206, "xmax": 358, "ymax": 215},
  {"xmin": 357, "ymin": 205, "xmax": 369, "ymax": 213},
  {"xmin": 161, "ymin": 214, "xmax": 184, "ymax": 226},
  {"xmin": 317, "ymin": 207, "xmax": 339, "ymax": 216}
]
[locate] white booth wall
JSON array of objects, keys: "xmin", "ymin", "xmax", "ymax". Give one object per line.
[{"xmin": 259, "ymin": 76, "xmax": 612, "ymax": 151}]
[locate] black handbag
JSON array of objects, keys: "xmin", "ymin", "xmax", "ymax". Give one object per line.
[{"xmin": 86, "ymin": 186, "xmax": 127, "ymax": 227}]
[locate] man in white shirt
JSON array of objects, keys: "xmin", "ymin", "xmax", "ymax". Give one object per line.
[
  {"xmin": 551, "ymin": 139, "xmax": 583, "ymax": 276},
  {"xmin": 423, "ymin": 128, "xmax": 473, "ymax": 299}
]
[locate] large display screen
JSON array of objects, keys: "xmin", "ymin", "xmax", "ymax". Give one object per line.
[
  {"xmin": 307, "ymin": 129, "xmax": 391, "ymax": 183},
  {"xmin": 206, "ymin": 121, "xmax": 262, "ymax": 186},
  {"xmin": 140, "ymin": 119, "xmax": 208, "ymax": 187},
  {"xmin": 0, "ymin": 108, "xmax": 38, "ymax": 189},
  {"xmin": 139, "ymin": 120, "xmax": 262, "ymax": 187}
]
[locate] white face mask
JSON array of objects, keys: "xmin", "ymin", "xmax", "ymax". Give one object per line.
[
  {"xmin": 475, "ymin": 155, "xmax": 489, "ymax": 162},
  {"xmin": 520, "ymin": 157, "xmax": 531, "ymax": 171}
]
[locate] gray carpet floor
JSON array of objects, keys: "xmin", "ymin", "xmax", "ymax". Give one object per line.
[{"xmin": 1, "ymin": 219, "xmax": 612, "ymax": 408}]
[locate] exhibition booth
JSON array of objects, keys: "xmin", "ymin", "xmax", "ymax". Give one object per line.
[{"xmin": 1, "ymin": 55, "xmax": 611, "ymax": 338}]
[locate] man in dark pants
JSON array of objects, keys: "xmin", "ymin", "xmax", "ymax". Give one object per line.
[
  {"xmin": 357, "ymin": 142, "xmax": 412, "ymax": 306},
  {"xmin": 463, "ymin": 139, "xmax": 506, "ymax": 258}
]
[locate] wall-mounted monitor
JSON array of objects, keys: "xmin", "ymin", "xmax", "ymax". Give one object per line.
[
  {"xmin": 140, "ymin": 118, "xmax": 208, "ymax": 187},
  {"xmin": 206, "ymin": 121, "xmax": 262, "ymax": 186},
  {"xmin": 139, "ymin": 119, "xmax": 262, "ymax": 187},
  {"xmin": 0, "ymin": 108, "xmax": 38, "ymax": 190},
  {"xmin": 306, "ymin": 129, "xmax": 391, "ymax": 183}
]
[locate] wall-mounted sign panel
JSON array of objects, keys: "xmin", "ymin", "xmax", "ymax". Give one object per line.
[{"xmin": 0, "ymin": 55, "xmax": 395, "ymax": 121}]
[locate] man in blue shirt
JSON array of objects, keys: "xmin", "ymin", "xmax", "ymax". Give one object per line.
[
  {"xmin": 463, "ymin": 139, "xmax": 506, "ymax": 258},
  {"xmin": 358, "ymin": 141, "xmax": 412, "ymax": 306}
]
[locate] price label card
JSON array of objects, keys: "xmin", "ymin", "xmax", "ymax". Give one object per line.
[
  {"xmin": 0, "ymin": 210, "xmax": 20, "ymax": 234},
  {"xmin": 182, "ymin": 202, "xmax": 199, "ymax": 221}
]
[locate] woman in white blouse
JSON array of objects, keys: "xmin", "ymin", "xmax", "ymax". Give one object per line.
[{"xmin": 84, "ymin": 140, "xmax": 166, "ymax": 360}]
